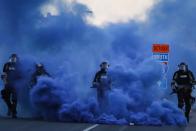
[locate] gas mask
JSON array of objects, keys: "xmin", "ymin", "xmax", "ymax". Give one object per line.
[
  {"xmin": 36, "ymin": 63, "xmax": 44, "ymax": 73},
  {"xmin": 179, "ymin": 64, "xmax": 187, "ymax": 72},
  {"xmin": 9, "ymin": 57, "xmax": 17, "ymax": 63},
  {"xmin": 100, "ymin": 63, "xmax": 109, "ymax": 71},
  {"xmin": 36, "ymin": 63, "xmax": 43, "ymax": 68}
]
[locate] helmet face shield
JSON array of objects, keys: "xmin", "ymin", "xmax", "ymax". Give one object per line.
[
  {"xmin": 100, "ymin": 62, "xmax": 109, "ymax": 70},
  {"xmin": 9, "ymin": 54, "xmax": 18, "ymax": 63},
  {"xmin": 179, "ymin": 63, "xmax": 187, "ymax": 71},
  {"xmin": 37, "ymin": 63, "xmax": 43, "ymax": 68},
  {"xmin": 9, "ymin": 56, "xmax": 17, "ymax": 63},
  {"xmin": 36, "ymin": 63, "xmax": 44, "ymax": 70}
]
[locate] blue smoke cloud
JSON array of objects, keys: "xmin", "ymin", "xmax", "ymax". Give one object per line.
[{"xmin": 0, "ymin": 0, "xmax": 194, "ymax": 126}]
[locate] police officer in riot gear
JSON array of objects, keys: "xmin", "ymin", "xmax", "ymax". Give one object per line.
[
  {"xmin": 30, "ymin": 63, "xmax": 50, "ymax": 88},
  {"xmin": 171, "ymin": 62, "xmax": 195, "ymax": 122},
  {"xmin": 92, "ymin": 61, "xmax": 112, "ymax": 109},
  {"xmin": 1, "ymin": 54, "xmax": 20, "ymax": 118}
]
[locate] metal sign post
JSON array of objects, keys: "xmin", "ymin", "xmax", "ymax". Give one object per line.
[{"xmin": 152, "ymin": 44, "xmax": 170, "ymax": 89}]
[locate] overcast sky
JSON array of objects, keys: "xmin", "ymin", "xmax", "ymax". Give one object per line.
[
  {"xmin": 76, "ymin": 0, "xmax": 158, "ymax": 26},
  {"xmin": 41, "ymin": 0, "xmax": 159, "ymax": 27}
]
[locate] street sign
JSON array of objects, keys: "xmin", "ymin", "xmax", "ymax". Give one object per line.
[
  {"xmin": 153, "ymin": 53, "xmax": 169, "ymax": 62},
  {"xmin": 152, "ymin": 44, "xmax": 169, "ymax": 53},
  {"xmin": 152, "ymin": 44, "xmax": 169, "ymax": 63}
]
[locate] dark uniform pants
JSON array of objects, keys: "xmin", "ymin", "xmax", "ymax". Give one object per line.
[
  {"xmin": 177, "ymin": 86, "xmax": 192, "ymax": 121},
  {"xmin": 97, "ymin": 88, "xmax": 109, "ymax": 110},
  {"xmin": 1, "ymin": 86, "xmax": 17, "ymax": 115}
]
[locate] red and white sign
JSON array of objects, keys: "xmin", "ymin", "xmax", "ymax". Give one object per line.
[
  {"xmin": 152, "ymin": 44, "xmax": 170, "ymax": 63},
  {"xmin": 152, "ymin": 44, "xmax": 169, "ymax": 53}
]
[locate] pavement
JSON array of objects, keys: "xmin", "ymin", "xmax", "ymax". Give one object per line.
[{"xmin": 0, "ymin": 111, "xmax": 196, "ymax": 131}]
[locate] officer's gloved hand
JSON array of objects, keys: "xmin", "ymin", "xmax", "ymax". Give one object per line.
[
  {"xmin": 1, "ymin": 75, "xmax": 4, "ymax": 80},
  {"xmin": 172, "ymin": 88, "xmax": 177, "ymax": 93},
  {"xmin": 1, "ymin": 73, "xmax": 7, "ymax": 80},
  {"xmin": 91, "ymin": 82, "xmax": 99, "ymax": 88}
]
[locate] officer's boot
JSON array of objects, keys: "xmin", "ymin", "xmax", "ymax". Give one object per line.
[
  {"xmin": 11, "ymin": 100, "xmax": 17, "ymax": 118},
  {"xmin": 5, "ymin": 100, "xmax": 12, "ymax": 116},
  {"xmin": 1, "ymin": 89, "xmax": 12, "ymax": 116},
  {"xmin": 185, "ymin": 105, "xmax": 191, "ymax": 123},
  {"xmin": 185, "ymin": 112, "xmax": 189, "ymax": 123}
]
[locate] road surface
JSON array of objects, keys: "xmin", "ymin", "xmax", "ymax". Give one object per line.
[{"xmin": 0, "ymin": 110, "xmax": 196, "ymax": 131}]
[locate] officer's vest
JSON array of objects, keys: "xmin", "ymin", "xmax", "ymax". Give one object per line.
[
  {"xmin": 99, "ymin": 74, "xmax": 111, "ymax": 89},
  {"xmin": 176, "ymin": 71, "xmax": 192, "ymax": 85}
]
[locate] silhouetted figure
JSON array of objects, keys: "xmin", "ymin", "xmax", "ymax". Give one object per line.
[
  {"xmin": 1, "ymin": 54, "xmax": 20, "ymax": 118},
  {"xmin": 30, "ymin": 63, "xmax": 50, "ymax": 88},
  {"xmin": 92, "ymin": 62, "xmax": 112, "ymax": 110},
  {"xmin": 171, "ymin": 62, "xmax": 195, "ymax": 122}
]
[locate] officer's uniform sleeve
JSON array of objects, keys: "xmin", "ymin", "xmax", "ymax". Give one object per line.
[
  {"xmin": 108, "ymin": 74, "xmax": 112, "ymax": 89},
  {"xmin": 171, "ymin": 71, "xmax": 178, "ymax": 90},
  {"xmin": 189, "ymin": 71, "xmax": 195, "ymax": 82},
  {"xmin": 46, "ymin": 72, "xmax": 51, "ymax": 77},
  {"xmin": 30, "ymin": 73, "xmax": 37, "ymax": 87},
  {"xmin": 173, "ymin": 72, "xmax": 178, "ymax": 81},
  {"xmin": 3, "ymin": 63, "xmax": 9, "ymax": 73},
  {"xmin": 171, "ymin": 71, "xmax": 178, "ymax": 87},
  {"xmin": 93, "ymin": 71, "xmax": 100, "ymax": 83},
  {"xmin": 93, "ymin": 71, "xmax": 101, "ymax": 83},
  {"xmin": 44, "ymin": 70, "xmax": 51, "ymax": 77}
]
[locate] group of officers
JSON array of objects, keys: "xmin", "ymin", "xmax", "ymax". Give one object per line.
[
  {"xmin": 92, "ymin": 62, "xmax": 196, "ymax": 123},
  {"xmin": 0, "ymin": 54, "xmax": 195, "ymax": 123},
  {"xmin": 1, "ymin": 54, "xmax": 50, "ymax": 118}
]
